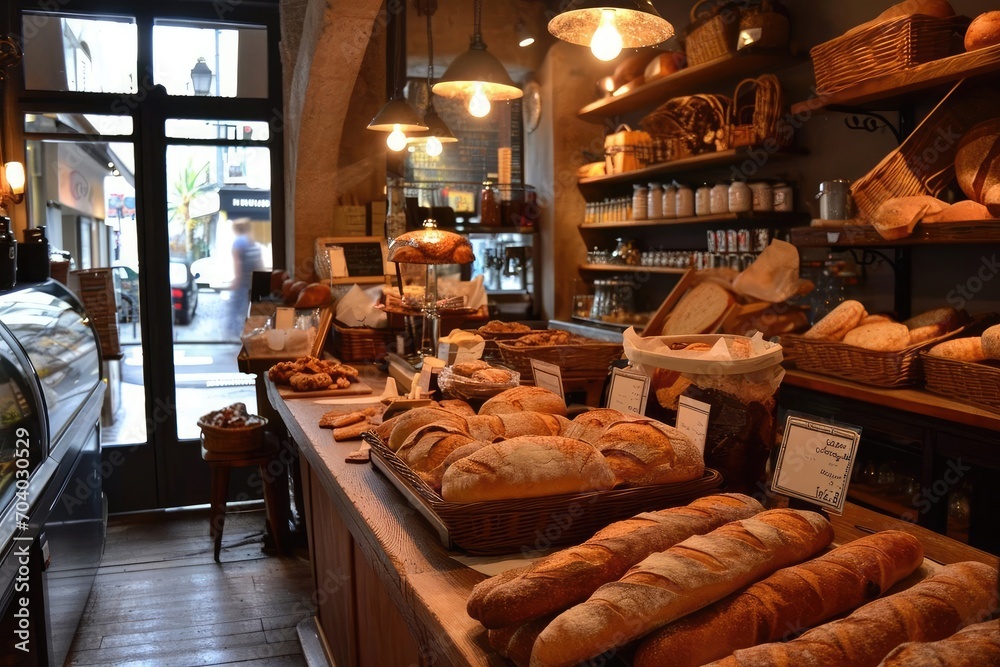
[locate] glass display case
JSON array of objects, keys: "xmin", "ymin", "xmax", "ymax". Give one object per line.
[{"xmin": 0, "ymin": 332, "xmax": 47, "ymax": 517}]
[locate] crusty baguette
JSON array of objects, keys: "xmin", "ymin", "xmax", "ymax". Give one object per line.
[
  {"xmin": 467, "ymin": 494, "xmax": 764, "ymax": 629},
  {"xmin": 594, "ymin": 420, "xmax": 704, "ymax": 486},
  {"xmin": 488, "ymin": 616, "xmax": 553, "ymax": 667},
  {"xmin": 878, "ymin": 618, "xmax": 1000, "ymax": 666},
  {"xmin": 705, "ymin": 561, "xmax": 999, "ymax": 667},
  {"xmin": 529, "ymin": 508, "xmax": 834, "ymax": 667},
  {"xmin": 634, "ymin": 530, "xmax": 925, "ymax": 667}
]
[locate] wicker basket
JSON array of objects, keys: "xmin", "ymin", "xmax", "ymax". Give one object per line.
[
  {"xmin": 496, "ymin": 339, "xmax": 624, "ymax": 379},
  {"xmin": 365, "ymin": 433, "xmax": 723, "ymax": 554},
  {"xmin": 728, "ymin": 74, "xmax": 786, "ymax": 148},
  {"xmin": 199, "ymin": 419, "xmax": 267, "ymax": 454},
  {"xmin": 683, "ymin": 0, "xmax": 741, "ymax": 67},
  {"xmin": 470, "ymin": 329, "xmax": 542, "ymax": 361},
  {"xmin": 779, "ymin": 333, "xmax": 950, "ymax": 388},
  {"xmin": 921, "ymin": 353, "xmax": 1000, "ymax": 412},
  {"xmin": 604, "ymin": 124, "xmax": 654, "ymax": 175},
  {"xmin": 739, "ymin": 0, "xmax": 790, "ymax": 50},
  {"xmin": 333, "ymin": 321, "xmax": 394, "ymax": 362},
  {"xmin": 437, "ymin": 365, "xmax": 520, "ymax": 401},
  {"xmin": 641, "ymin": 94, "xmax": 732, "ymax": 158},
  {"xmin": 810, "ymin": 15, "xmax": 959, "ymax": 94}
]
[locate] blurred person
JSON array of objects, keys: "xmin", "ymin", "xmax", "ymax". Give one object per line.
[{"xmin": 229, "ymin": 217, "xmax": 263, "ymax": 336}]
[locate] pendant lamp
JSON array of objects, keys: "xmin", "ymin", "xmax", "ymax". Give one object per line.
[
  {"xmin": 408, "ymin": 10, "xmax": 458, "ymax": 157},
  {"xmin": 432, "ymin": 0, "xmax": 522, "ymax": 118},
  {"xmin": 548, "ymin": 1, "xmax": 674, "ymax": 61},
  {"xmin": 367, "ymin": 9, "xmax": 427, "ymax": 151}
]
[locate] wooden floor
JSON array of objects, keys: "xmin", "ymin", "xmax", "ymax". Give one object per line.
[{"xmin": 65, "ymin": 506, "xmax": 315, "ymax": 667}]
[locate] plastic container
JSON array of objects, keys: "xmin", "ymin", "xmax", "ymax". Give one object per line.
[
  {"xmin": 729, "ymin": 181, "xmax": 752, "ymax": 212},
  {"xmin": 647, "ymin": 183, "xmax": 663, "ymax": 219},
  {"xmin": 632, "ymin": 184, "xmax": 648, "ymax": 220},
  {"xmin": 675, "ymin": 184, "xmax": 695, "ymax": 217},
  {"xmin": 662, "ymin": 182, "xmax": 677, "ymax": 219},
  {"xmin": 710, "ymin": 183, "xmax": 729, "ymax": 214},
  {"xmin": 695, "ymin": 184, "xmax": 712, "ymax": 216}
]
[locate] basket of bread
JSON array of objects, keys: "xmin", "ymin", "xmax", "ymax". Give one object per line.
[
  {"xmin": 920, "ymin": 322, "xmax": 1000, "ymax": 411},
  {"xmin": 365, "ymin": 386, "xmax": 721, "ymax": 554},
  {"xmin": 437, "ymin": 360, "xmax": 520, "ymax": 401},
  {"xmin": 781, "ymin": 302, "xmax": 968, "ymax": 387},
  {"xmin": 198, "ymin": 402, "xmax": 267, "ymax": 454},
  {"xmin": 495, "ymin": 330, "xmax": 624, "ymax": 381}
]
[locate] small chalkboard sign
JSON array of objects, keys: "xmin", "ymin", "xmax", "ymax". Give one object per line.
[{"xmin": 315, "ymin": 236, "xmax": 389, "ymax": 285}]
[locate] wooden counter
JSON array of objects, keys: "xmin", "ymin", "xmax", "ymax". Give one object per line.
[{"xmin": 268, "ymin": 370, "xmax": 997, "ymax": 667}]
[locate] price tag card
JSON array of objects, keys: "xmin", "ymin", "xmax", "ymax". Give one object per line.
[
  {"xmin": 274, "ymin": 307, "xmax": 295, "ymax": 330},
  {"xmin": 530, "ymin": 359, "xmax": 564, "ymax": 401},
  {"xmin": 675, "ymin": 396, "xmax": 711, "ymax": 456},
  {"xmin": 328, "ymin": 247, "xmax": 348, "ymax": 278},
  {"xmin": 771, "ymin": 412, "xmax": 862, "ymax": 515},
  {"xmin": 606, "ymin": 367, "xmax": 650, "ymax": 415}
]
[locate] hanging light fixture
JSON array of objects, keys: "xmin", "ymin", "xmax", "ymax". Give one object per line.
[
  {"xmin": 548, "ymin": 1, "xmax": 674, "ymax": 61},
  {"xmin": 408, "ymin": 9, "xmax": 458, "ymax": 157},
  {"xmin": 367, "ymin": 8, "xmax": 427, "ymax": 151},
  {"xmin": 432, "ymin": 0, "xmax": 522, "ymax": 118},
  {"xmin": 516, "ymin": 22, "xmax": 536, "ymax": 48}
]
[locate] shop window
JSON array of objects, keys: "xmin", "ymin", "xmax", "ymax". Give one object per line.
[
  {"xmin": 25, "ymin": 113, "xmax": 133, "ymax": 136},
  {"xmin": 152, "ymin": 20, "xmax": 267, "ymax": 98}
]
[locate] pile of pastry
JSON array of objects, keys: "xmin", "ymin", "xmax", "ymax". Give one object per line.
[
  {"xmin": 477, "ymin": 320, "xmax": 531, "ymax": 335},
  {"xmin": 802, "ymin": 302, "xmax": 965, "ymax": 351},
  {"xmin": 373, "ymin": 386, "xmax": 704, "ymax": 501},
  {"xmin": 447, "ymin": 359, "xmax": 516, "ymax": 385},
  {"xmin": 467, "ymin": 493, "xmax": 999, "ymax": 667},
  {"xmin": 267, "ymin": 356, "xmax": 361, "ymax": 391}
]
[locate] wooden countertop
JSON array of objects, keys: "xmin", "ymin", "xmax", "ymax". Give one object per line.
[{"xmin": 268, "ymin": 368, "xmax": 997, "ymax": 667}]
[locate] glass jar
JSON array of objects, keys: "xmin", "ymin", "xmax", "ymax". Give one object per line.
[
  {"xmin": 695, "ymin": 184, "xmax": 712, "ymax": 217},
  {"xmin": 675, "ymin": 184, "xmax": 695, "ymax": 217},
  {"xmin": 729, "ymin": 181, "xmax": 752, "ymax": 213},
  {"xmin": 773, "ymin": 182, "xmax": 794, "ymax": 212},
  {"xmin": 749, "ymin": 181, "xmax": 773, "ymax": 212},
  {"xmin": 647, "ymin": 182, "xmax": 663, "ymax": 219},
  {"xmin": 480, "ymin": 180, "xmax": 500, "ymax": 226},
  {"xmin": 710, "ymin": 183, "xmax": 729, "ymax": 214},
  {"xmin": 385, "ymin": 177, "xmax": 407, "ymax": 242},
  {"xmin": 632, "ymin": 183, "xmax": 648, "ymax": 220},
  {"xmin": 662, "ymin": 182, "xmax": 677, "ymax": 219}
]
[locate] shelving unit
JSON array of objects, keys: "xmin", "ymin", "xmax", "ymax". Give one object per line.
[
  {"xmin": 790, "ymin": 221, "xmax": 1000, "ymax": 247},
  {"xmin": 581, "ymin": 211, "xmax": 808, "ymax": 230},
  {"xmin": 579, "ymin": 264, "xmax": 688, "ymax": 275}
]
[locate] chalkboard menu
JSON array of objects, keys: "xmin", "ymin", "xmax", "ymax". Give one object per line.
[{"xmin": 316, "ymin": 236, "xmax": 389, "ymax": 285}]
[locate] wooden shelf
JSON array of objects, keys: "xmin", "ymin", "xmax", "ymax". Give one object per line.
[
  {"xmin": 440, "ymin": 226, "xmax": 535, "ymax": 236},
  {"xmin": 579, "ymin": 263, "xmax": 687, "ymax": 275},
  {"xmin": 578, "ymin": 148, "xmax": 805, "ymax": 190},
  {"xmin": 848, "ymin": 483, "xmax": 917, "ymax": 520},
  {"xmin": 789, "ymin": 221, "xmax": 1000, "ymax": 247},
  {"xmin": 791, "ymin": 43, "xmax": 1000, "ymax": 114},
  {"xmin": 579, "ymin": 49, "xmax": 796, "ymax": 123},
  {"xmin": 783, "ymin": 369, "xmax": 1000, "ymax": 432},
  {"xmin": 580, "ymin": 211, "xmax": 808, "ymax": 230}
]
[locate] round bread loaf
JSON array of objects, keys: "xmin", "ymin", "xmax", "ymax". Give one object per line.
[
  {"xmin": 982, "ymin": 325, "xmax": 1000, "ymax": 359},
  {"xmin": 387, "ymin": 407, "xmax": 467, "ymax": 451},
  {"xmin": 803, "ymin": 300, "xmax": 867, "ymax": 340},
  {"xmin": 842, "ymin": 322, "xmax": 911, "ymax": 351},
  {"xmin": 965, "ymin": 11, "xmax": 1000, "ymax": 51},
  {"xmin": 496, "ymin": 411, "xmax": 566, "ymax": 438},
  {"xmin": 440, "ymin": 436, "xmax": 616, "ymax": 502},
  {"xmin": 661, "ymin": 282, "xmax": 735, "ymax": 336},
  {"xmin": 396, "ymin": 424, "xmax": 474, "ymax": 473},
  {"xmin": 928, "ymin": 337, "xmax": 986, "ymax": 362},
  {"xmin": 595, "ymin": 421, "xmax": 704, "ymax": 487},
  {"xmin": 956, "ymin": 119, "xmax": 1000, "ymax": 216},
  {"xmin": 562, "ymin": 408, "xmax": 633, "ymax": 444},
  {"xmin": 479, "ymin": 386, "xmax": 567, "ymax": 417}
]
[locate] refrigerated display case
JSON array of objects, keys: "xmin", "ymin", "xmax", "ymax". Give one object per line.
[{"xmin": 0, "ymin": 280, "xmax": 106, "ymax": 666}]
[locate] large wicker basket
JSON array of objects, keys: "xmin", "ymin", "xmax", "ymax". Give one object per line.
[
  {"xmin": 921, "ymin": 353, "xmax": 1000, "ymax": 412},
  {"xmin": 365, "ymin": 433, "xmax": 723, "ymax": 554},
  {"xmin": 728, "ymin": 74, "xmax": 787, "ymax": 148},
  {"xmin": 496, "ymin": 339, "xmax": 624, "ymax": 379},
  {"xmin": 683, "ymin": 0, "xmax": 740, "ymax": 67},
  {"xmin": 199, "ymin": 419, "xmax": 267, "ymax": 454},
  {"xmin": 810, "ymin": 15, "xmax": 960, "ymax": 94},
  {"xmin": 332, "ymin": 321, "xmax": 394, "ymax": 362}
]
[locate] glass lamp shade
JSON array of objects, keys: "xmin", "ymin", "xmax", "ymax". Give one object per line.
[
  {"xmin": 367, "ymin": 97, "xmax": 428, "ymax": 133},
  {"xmin": 388, "ymin": 220, "xmax": 475, "ymax": 265},
  {"xmin": 406, "ymin": 107, "xmax": 459, "ymax": 145},
  {"xmin": 548, "ymin": 0, "xmax": 675, "ymax": 48},
  {"xmin": 190, "ymin": 57, "xmax": 214, "ymax": 95},
  {"xmin": 432, "ymin": 45, "xmax": 523, "ymax": 102}
]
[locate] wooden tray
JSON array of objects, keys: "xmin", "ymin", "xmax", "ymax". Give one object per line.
[
  {"xmin": 365, "ymin": 432, "xmax": 723, "ymax": 555},
  {"xmin": 273, "ymin": 378, "xmax": 373, "ymax": 399}
]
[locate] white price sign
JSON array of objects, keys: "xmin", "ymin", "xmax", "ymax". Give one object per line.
[
  {"xmin": 606, "ymin": 367, "xmax": 650, "ymax": 416},
  {"xmin": 530, "ymin": 359, "xmax": 565, "ymax": 402},
  {"xmin": 771, "ymin": 413, "xmax": 862, "ymax": 515},
  {"xmin": 675, "ymin": 396, "xmax": 711, "ymax": 456}
]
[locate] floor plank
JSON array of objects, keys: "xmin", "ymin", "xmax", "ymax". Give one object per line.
[{"xmin": 66, "ymin": 507, "xmax": 315, "ymax": 666}]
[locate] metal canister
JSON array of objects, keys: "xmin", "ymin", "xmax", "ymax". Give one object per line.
[
  {"xmin": 737, "ymin": 228, "xmax": 751, "ymax": 253},
  {"xmin": 707, "ymin": 230, "xmax": 717, "ymax": 253},
  {"xmin": 726, "ymin": 230, "xmax": 738, "ymax": 255},
  {"xmin": 753, "ymin": 228, "xmax": 770, "ymax": 252},
  {"xmin": 817, "ymin": 180, "xmax": 852, "ymax": 220},
  {"xmin": 728, "ymin": 253, "xmax": 742, "ymax": 270},
  {"xmin": 715, "ymin": 230, "xmax": 728, "ymax": 253}
]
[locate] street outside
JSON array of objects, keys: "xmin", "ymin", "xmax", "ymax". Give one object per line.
[{"xmin": 104, "ymin": 287, "xmax": 258, "ymax": 445}]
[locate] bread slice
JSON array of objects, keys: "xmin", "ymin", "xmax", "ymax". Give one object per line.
[
  {"xmin": 661, "ymin": 283, "xmax": 735, "ymax": 336},
  {"xmin": 842, "ymin": 323, "xmax": 911, "ymax": 351}
]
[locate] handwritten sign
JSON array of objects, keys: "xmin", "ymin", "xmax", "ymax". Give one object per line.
[
  {"xmin": 606, "ymin": 368, "xmax": 650, "ymax": 415},
  {"xmin": 530, "ymin": 359, "xmax": 564, "ymax": 402},
  {"xmin": 675, "ymin": 396, "xmax": 711, "ymax": 455},
  {"xmin": 316, "ymin": 236, "xmax": 388, "ymax": 284},
  {"xmin": 771, "ymin": 413, "xmax": 862, "ymax": 515}
]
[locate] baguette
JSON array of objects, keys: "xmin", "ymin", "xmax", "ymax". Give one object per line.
[
  {"xmin": 878, "ymin": 618, "xmax": 1000, "ymax": 666},
  {"xmin": 488, "ymin": 616, "xmax": 553, "ymax": 667},
  {"xmin": 530, "ymin": 508, "xmax": 834, "ymax": 667},
  {"xmin": 634, "ymin": 530, "xmax": 925, "ymax": 667},
  {"xmin": 706, "ymin": 561, "xmax": 999, "ymax": 667},
  {"xmin": 467, "ymin": 494, "xmax": 764, "ymax": 628}
]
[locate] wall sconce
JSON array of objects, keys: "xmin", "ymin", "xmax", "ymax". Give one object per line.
[{"xmin": 0, "ymin": 35, "xmax": 25, "ymax": 214}]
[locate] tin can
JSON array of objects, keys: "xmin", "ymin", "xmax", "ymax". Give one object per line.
[
  {"xmin": 726, "ymin": 230, "xmax": 738, "ymax": 255},
  {"xmin": 728, "ymin": 253, "xmax": 742, "ymax": 270},
  {"xmin": 706, "ymin": 230, "xmax": 717, "ymax": 253},
  {"xmin": 753, "ymin": 228, "xmax": 770, "ymax": 253},
  {"xmin": 737, "ymin": 229, "xmax": 751, "ymax": 253},
  {"xmin": 715, "ymin": 230, "xmax": 728, "ymax": 253},
  {"xmin": 694, "ymin": 252, "xmax": 705, "ymax": 270}
]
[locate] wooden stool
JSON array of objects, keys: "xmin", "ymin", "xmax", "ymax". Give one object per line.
[{"xmin": 202, "ymin": 443, "xmax": 289, "ymax": 562}]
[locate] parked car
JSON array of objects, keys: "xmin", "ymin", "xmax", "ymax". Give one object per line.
[
  {"xmin": 112, "ymin": 263, "xmax": 140, "ymax": 323},
  {"xmin": 170, "ymin": 261, "xmax": 198, "ymax": 324},
  {"xmin": 190, "ymin": 254, "xmax": 234, "ymax": 291}
]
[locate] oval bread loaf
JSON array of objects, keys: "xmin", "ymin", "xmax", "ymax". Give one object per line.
[
  {"xmin": 903, "ymin": 306, "xmax": 961, "ymax": 331},
  {"xmin": 956, "ymin": 118, "xmax": 1000, "ymax": 216},
  {"xmin": 803, "ymin": 300, "xmax": 867, "ymax": 340},
  {"xmin": 982, "ymin": 324, "xmax": 1000, "ymax": 359},
  {"xmin": 879, "ymin": 618, "xmax": 1000, "ymax": 666},
  {"xmin": 479, "ymin": 386, "xmax": 567, "ymax": 417},
  {"xmin": 927, "ymin": 337, "xmax": 986, "ymax": 362},
  {"xmin": 842, "ymin": 322, "xmax": 911, "ymax": 351},
  {"xmin": 387, "ymin": 407, "xmax": 468, "ymax": 451},
  {"xmin": 966, "ymin": 10, "xmax": 1000, "ymax": 51},
  {"xmin": 440, "ymin": 436, "xmax": 616, "ymax": 502},
  {"xmin": 594, "ymin": 420, "xmax": 704, "ymax": 486},
  {"xmin": 560, "ymin": 408, "xmax": 633, "ymax": 443},
  {"xmin": 396, "ymin": 425, "xmax": 474, "ymax": 473}
]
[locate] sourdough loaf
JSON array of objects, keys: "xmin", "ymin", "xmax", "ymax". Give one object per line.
[
  {"xmin": 529, "ymin": 509, "xmax": 834, "ymax": 667},
  {"xmin": 386, "ymin": 407, "xmax": 468, "ymax": 451},
  {"xmin": 594, "ymin": 420, "xmax": 704, "ymax": 486},
  {"xmin": 395, "ymin": 425, "xmax": 475, "ymax": 473},
  {"xmin": 871, "ymin": 196, "xmax": 947, "ymax": 240},
  {"xmin": 842, "ymin": 322, "xmax": 911, "ymax": 351},
  {"xmin": 479, "ymin": 386, "xmax": 567, "ymax": 417},
  {"xmin": 923, "ymin": 199, "xmax": 994, "ymax": 223},
  {"xmin": 421, "ymin": 440, "xmax": 494, "ymax": 491},
  {"xmin": 560, "ymin": 408, "xmax": 633, "ymax": 443},
  {"xmin": 440, "ymin": 436, "xmax": 616, "ymax": 502},
  {"xmin": 956, "ymin": 118, "xmax": 1000, "ymax": 216},
  {"xmin": 966, "ymin": 11, "xmax": 1000, "ymax": 51},
  {"xmin": 633, "ymin": 530, "xmax": 925, "ymax": 667},
  {"xmin": 803, "ymin": 300, "xmax": 867, "ymax": 340},
  {"xmin": 496, "ymin": 411, "xmax": 566, "ymax": 438},
  {"xmin": 927, "ymin": 337, "xmax": 986, "ymax": 362},
  {"xmin": 878, "ymin": 618, "xmax": 1000, "ymax": 666},
  {"xmin": 705, "ymin": 561, "xmax": 999, "ymax": 667},
  {"xmin": 467, "ymin": 494, "xmax": 764, "ymax": 629}
]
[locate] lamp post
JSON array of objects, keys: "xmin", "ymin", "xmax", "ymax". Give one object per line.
[{"xmin": 190, "ymin": 57, "xmax": 213, "ymax": 96}]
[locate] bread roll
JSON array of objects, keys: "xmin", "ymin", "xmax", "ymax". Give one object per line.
[
  {"xmin": 440, "ymin": 436, "xmax": 615, "ymax": 502},
  {"xmin": 294, "ymin": 282, "xmax": 332, "ymax": 308},
  {"xmin": 871, "ymin": 196, "xmax": 948, "ymax": 240},
  {"xmin": 923, "ymin": 200, "xmax": 994, "ymax": 223},
  {"xmin": 927, "ymin": 337, "xmax": 986, "ymax": 362},
  {"xmin": 595, "ymin": 420, "xmax": 704, "ymax": 486},
  {"xmin": 479, "ymin": 386, "xmax": 567, "ymax": 417},
  {"xmin": 803, "ymin": 300, "xmax": 867, "ymax": 340},
  {"xmin": 386, "ymin": 407, "xmax": 468, "ymax": 451},
  {"xmin": 982, "ymin": 324, "xmax": 1000, "ymax": 359},
  {"xmin": 966, "ymin": 11, "xmax": 1000, "ymax": 51},
  {"xmin": 661, "ymin": 282, "xmax": 735, "ymax": 336},
  {"xmin": 634, "ymin": 530, "xmax": 925, "ymax": 667},
  {"xmin": 859, "ymin": 314, "xmax": 895, "ymax": 326},
  {"xmin": 395, "ymin": 425, "xmax": 475, "ymax": 473},
  {"xmin": 467, "ymin": 494, "xmax": 764, "ymax": 629},
  {"xmin": 560, "ymin": 408, "xmax": 633, "ymax": 443},
  {"xmin": 530, "ymin": 509, "xmax": 834, "ymax": 667},
  {"xmin": 842, "ymin": 323, "xmax": 911, "ymax": 351},
  {"xmin": 908, "ymin": 324, "xmax": 946, "ymax": 345},
  {"xmin": 706, "ymin": 561, "xmax": 999, "ymax": 667},
  {"xmin": 879, "ymin": 618, "xmax": 1000, "ymax": 666}
]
